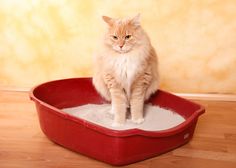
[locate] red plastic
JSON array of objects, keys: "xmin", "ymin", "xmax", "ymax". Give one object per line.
[{"xmin": 30, "ymin": 78, "xmax": 204, "ymax": 166}]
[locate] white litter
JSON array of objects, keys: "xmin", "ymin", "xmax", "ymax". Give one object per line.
[{"xmin": 62, "ymin": 104, "xmax": 185, "ymax": 131}]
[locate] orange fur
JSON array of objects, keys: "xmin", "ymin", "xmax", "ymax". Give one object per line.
[{"xmin": 93, "ymin": 14, "xmax": 159, "ymax": 126}]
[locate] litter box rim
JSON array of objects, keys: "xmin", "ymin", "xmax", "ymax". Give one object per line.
[{"xmin": 30, "ymin": 77, "xmax": 205, "ymax": 138}]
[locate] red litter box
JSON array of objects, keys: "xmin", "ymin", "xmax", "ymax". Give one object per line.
[{"xmin": 30, "ymin": 78, "xmax": 204, "ymax": 166}]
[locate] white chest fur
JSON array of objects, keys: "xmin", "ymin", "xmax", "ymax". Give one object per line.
[{"xmin": 111, "ymin": 53, "xmax": 143, "ymax": 98}]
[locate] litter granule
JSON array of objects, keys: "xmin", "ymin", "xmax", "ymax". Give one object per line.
[{"xmin": 62, "ymin": 104, "xmax": 185, "ymax": 131}]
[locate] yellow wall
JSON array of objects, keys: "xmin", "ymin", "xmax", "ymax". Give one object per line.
[{"xmin": 0, "ymin": 0, "xmax": 236, "ymax": 93}]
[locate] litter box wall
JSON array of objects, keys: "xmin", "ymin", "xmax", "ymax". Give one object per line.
[{"xmin": 0, "ymin": 0, "xmax": 236, "ymax": 94}]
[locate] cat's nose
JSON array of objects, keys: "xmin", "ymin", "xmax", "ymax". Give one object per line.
[{"xmin": 119, "ymin": 45, "xmax": 123, "ymax": 49}]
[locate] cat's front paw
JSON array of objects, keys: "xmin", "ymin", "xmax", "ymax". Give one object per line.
[
  {"xmin": 132, "ymin": 118, "xmax": 145, "ymax": 124},
  {"xmin": 112, "ymin": 121, "xmax": 124, "ymax": 127},
  {"xmin": 109, "ymin": 109, "xmax": 115, "ymax": 115}
]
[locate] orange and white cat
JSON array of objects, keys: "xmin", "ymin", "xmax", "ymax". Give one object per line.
[{"xmin": 93, "ymin": 14, "xmax": 159, "ymax": 127}]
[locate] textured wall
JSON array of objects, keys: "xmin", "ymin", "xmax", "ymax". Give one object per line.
[{"xmin": 0, "ymin": 0, "xmax": 236, "ymax": 93}]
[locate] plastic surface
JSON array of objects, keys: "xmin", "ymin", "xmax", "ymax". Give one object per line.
[{"xmin": 30, "ymin": 78, "xmax": 205, "ymax": 166}]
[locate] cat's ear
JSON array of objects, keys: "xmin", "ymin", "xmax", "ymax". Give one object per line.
[
  {"xmin": 130, "ymin": 13, "xmax": 141, "ymax": 28},
  {"xmin": 102, "ymin": 16, "xmax": 114, "ymax": 26}
]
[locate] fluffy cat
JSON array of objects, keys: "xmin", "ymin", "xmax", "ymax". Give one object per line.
[{"xmin": 93, "ymin": 14, "xmax": 159, "ymax": 126}]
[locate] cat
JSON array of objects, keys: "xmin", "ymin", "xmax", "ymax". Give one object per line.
[{"xmin": 93, "ymin": 14, "xmax": 159, "ymax": 127}]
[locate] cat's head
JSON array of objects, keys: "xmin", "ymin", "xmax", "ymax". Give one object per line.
[{"xmin": 102, "ymin": 14, "xmax": 147, "ymax": 54}]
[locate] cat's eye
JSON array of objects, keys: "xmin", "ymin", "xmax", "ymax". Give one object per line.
[
  {"xmin": 112, "ymin": 35, "xmax": 118, "ymax": 40},
  {"xmin": 125, "ymin": 35, "xmax": 131, "ymax": 40}
]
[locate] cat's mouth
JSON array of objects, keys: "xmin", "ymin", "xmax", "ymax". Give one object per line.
[
  {"xmin": 118, "ymin": 49, "xmax": 128, "ymax": 54},
  {"xmin": 115, "ymin": 47, "xmax": 131, "ymax": 54}
]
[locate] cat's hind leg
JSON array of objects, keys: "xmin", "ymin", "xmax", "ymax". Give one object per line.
[{"xmin": 93, "ymin": 73, "xmax": 111, "ymax": 101}]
